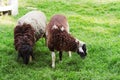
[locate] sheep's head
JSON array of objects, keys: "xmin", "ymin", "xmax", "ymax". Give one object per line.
[
  {"xmin": 18, "ymin": 45, "xmax": 33, "ymax": 64},
  {"xmin": 76, "ymin": 40, "xmax": 87, "ymax": 58}
]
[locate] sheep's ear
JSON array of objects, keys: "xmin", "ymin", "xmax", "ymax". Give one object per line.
[
  {"xmin": 75, "ymin": 39, "xmax": 79, "ymax": 47},
  {"xmin": 75, "ymin": 39, "xmax": 79, "ymax": 43}
]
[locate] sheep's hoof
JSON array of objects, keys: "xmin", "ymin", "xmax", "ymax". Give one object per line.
[
  {"xmin": 69, "ymin": 55, "xmax": 72, "ymax": 58},
  {"xmin": 17, "ymin": 56, "xmax": 20, "ymax": 61},
  {"xmin": 17, "ymin": 58, "xmax": 19, "ymax": 62},
  {"xmin": 52, "ymin": 64, "xmax": 55, "ymax": 68},
  {"xmin": 59, "ymin": 60, "xmax": 62, "ymax": 63},
  {"xmin": 68, "ymin": 51, "xmax": 72, "ymax": 58}
]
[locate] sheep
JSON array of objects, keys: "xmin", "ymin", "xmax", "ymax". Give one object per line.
[
  {"xmin": 14, "ymin": 11, "xmax": 47, "ymax": 64},
  {"xmin": 46, "ymin": 14, "xmax": 87, "ymax": 68}
]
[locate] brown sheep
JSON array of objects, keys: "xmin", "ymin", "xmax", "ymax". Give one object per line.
[
  {"xmin": 14, "ymin": 11, "xmax": 47, "ymax": 64},
  {"xmin": 46, "ymin": 14, "xmax": 87, "ymax": 68}
]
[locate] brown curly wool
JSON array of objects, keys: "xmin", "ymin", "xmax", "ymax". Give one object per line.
[
  {"xmin": 47, "ymin": 28, "xmax": 79, "ymax": 52},
  {"xmin": 14, "ymin": 24, "xmax": 35, "ymax": 50}
]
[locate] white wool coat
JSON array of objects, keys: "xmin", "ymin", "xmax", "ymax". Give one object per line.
[{"xmin": 17, "ymin": 11, "xmax": 47, "ymax": 39}]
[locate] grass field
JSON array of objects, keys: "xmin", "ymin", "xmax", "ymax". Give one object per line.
[{"xmin": 0, "ymin": 0, "xmax": 120, "ymax": 80}]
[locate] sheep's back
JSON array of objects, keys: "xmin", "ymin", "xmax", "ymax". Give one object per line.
[
  {"xmin": 47, "ymin": 14, "xmax": 69, "ymax": 33},
  {"xmin": 18, "ymin": 11, "xmax": 47, "ymax": 36}
]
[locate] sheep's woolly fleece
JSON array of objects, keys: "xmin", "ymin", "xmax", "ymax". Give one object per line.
[{"xmin": 18, "ymin": 11, "xmax": 47, "ymax": 40}]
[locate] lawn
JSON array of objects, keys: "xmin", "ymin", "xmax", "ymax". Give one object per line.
[{"xmin": 0, "ymin": 0, "xmax": 120, "ymax": 80}]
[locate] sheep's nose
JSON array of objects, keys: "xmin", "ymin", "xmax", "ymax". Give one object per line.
[{"xmin": 80, "ymin": 52, "xmax": 87, "ymax": 59}]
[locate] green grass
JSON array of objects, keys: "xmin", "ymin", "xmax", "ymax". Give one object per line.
[{"xmin": 0, "ymin": 0, "xmax": 120, "ymax": 80}]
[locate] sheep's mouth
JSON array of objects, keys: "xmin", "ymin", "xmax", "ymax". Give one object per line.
[
  {"xmin": 77, "ymin": 49, "xmax": 87, "ymax": 59},
  {"xmin": 80, "ymin": 53, "xmax": 86, "ymax": 59},
  {"xmin": 78, "ymin": 52, "xmax": 87, "ymax": 59}
]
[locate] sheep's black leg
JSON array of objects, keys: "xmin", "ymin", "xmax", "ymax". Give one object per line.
[
  {"xmin": 31, "ymin": 53, "xmax": 35, "ymax": 60},
  {"xmin": 59, "ymin": 51, "xmax": 62, "ymax": 61},
  {"xmin": 43, "ymin": 33, "xmax": 47, "ymax": 46}
]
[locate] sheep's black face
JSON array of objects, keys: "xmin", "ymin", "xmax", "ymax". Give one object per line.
[
  {"xmin": 19, "ymin": 45, "xmax": 33, "ymax": 64},
  {"xmin": 77, "ymin": 44, "xmax": 87, "ymax": 58}
]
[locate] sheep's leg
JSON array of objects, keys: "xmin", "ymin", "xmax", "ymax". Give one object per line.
[
  {"xmin": 29, "ymin": 56, "xmax": 32, "ymax": 62},
  {"xmin": 31, "ymin": 53, "xmax": 35, "ymax": 60},
  {"xmin": 51, "ymin": 51, "xmax": 55, "ymax": 68},
  {"xmin": 17, "ymin": 53, "xmax": 21, "ymax": 61},
  {"xmin": 44, "ymin": 35, "xmax": 47, "ymax": 46},
  {"xmin": 68, "ymin": 51, "xmax": 72, "ymax": 57},
  {"xmin": 59, "ymin": 51, "xmax": 62, "ymax": 61}
]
